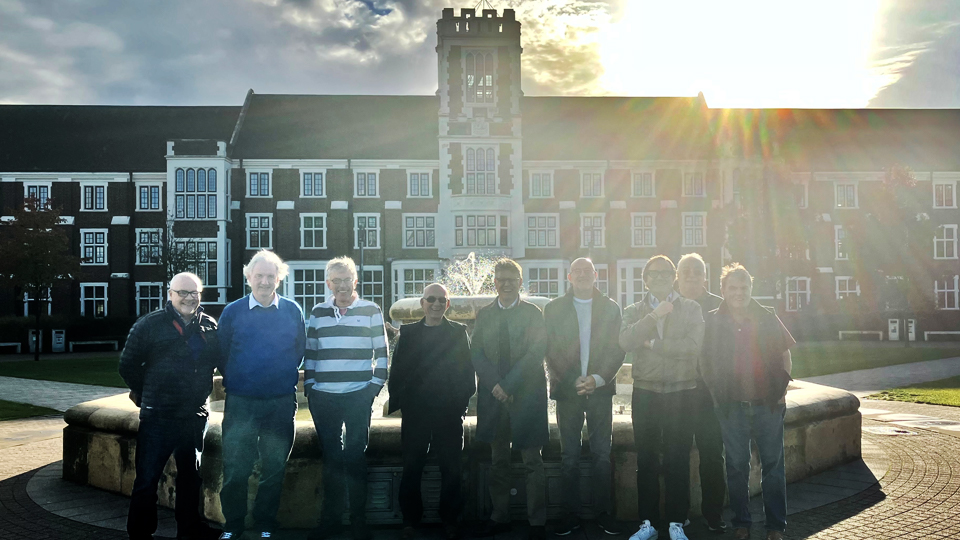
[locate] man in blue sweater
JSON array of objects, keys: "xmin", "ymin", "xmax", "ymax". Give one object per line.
[{"xmin": 217, "ymin": 250, "xmax": 306, "ymax": 540}]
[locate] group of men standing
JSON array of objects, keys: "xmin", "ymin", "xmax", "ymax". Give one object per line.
[{"xmin": 119, "ymin": 249, "xmax": 794, "ymax": 540}]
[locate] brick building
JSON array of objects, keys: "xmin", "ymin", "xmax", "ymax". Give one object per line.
[{"xmin": 1, "ymin": 7, "xmax": 959, "ymax": 346}]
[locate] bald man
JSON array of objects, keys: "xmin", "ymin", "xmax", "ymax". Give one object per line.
[
  {"xmin": 387, "ymin": 283, "xmax": 475, "ymax": 540},
  {"xmin": 119, "ymin": 272, "xmax": 221, "ymax": 540}
]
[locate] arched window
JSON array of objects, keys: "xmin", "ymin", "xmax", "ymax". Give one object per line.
[
  {"xmin": 197, "ymin": 169, "xmax": 207, "ymax": 192},
  {"xmin": 464, "ymin": 51, "xmax": 495, "ymax": 104},
  {"xmin": 176, "ymin": 169, "xmax": 185, "ymax": 192},
  {"xmin": 186, "ymin": 169, "xmax": 196, "ymax": 192},
  {"xmin": 208, "ymin": 169, "xmax": 217, "ymax": 191}
]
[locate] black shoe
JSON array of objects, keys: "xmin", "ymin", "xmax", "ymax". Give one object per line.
[
  {"xmin": 529, "ymin": 526, "xmax": 546, "ymax": 540},
  {"xmin": 351, "ymin": 522, "xmax": 373, "ymax": 540},
  {"xmin": 596, "ymin": 513, "xmax": 622, "ymax": 536},
  {"xmin": 475, "ymin": 520, "xmax": 512, "ymax": 537},
  {"xmin": 554, "ymin": 516, "xmax": 581, "ymax": 537},
  {"xmin": 444, "ymin": 523, "xmax": 462, "ymax": 540},
  {"xmin": 177, "ymin": 522, "xmax": 222, "ymax": 540},
  {"xmin": 308, "ymin": 523, "xmax": 344, "ymax": 540},
  {"xmin": 705, "ymin": 517, "xmax": 727, "ymax": 533},
  {"xmin": 402, "ymin": 526, "xmax": 417, "ymax": 540}
]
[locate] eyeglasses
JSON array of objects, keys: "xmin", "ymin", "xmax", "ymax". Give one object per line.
[
  {"xmin": 645, "ymin": 270, "xmax": 675, "ymax": 279},
  {"xmin": 423, "ymin": 296, "xmax": 447, "ymax": 304},
  {"xmin": 330, "ymin": 278, "xmax": 355, "ymax": 286},
  {"xmin": 173, "ymin": 290, "xmax": 201, "ymax": 299},
  {"xmin": 495, "ymin": 277, "xmax": 521, "ymax": 285},
  {"xmin": 570, "ymin": 269, "xmax": 596, "ymax": 277}
]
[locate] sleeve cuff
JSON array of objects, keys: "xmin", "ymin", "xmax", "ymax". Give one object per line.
[{"xmin": 592, "ymin": 374, "xmax": 605, "ymax": 388}]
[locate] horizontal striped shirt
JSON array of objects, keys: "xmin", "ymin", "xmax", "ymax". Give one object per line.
[{"xmin": 305, "ymin": 296, "xmax": 389, "ymax": 394}]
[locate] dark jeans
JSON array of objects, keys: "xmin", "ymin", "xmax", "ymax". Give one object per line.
[
  {"xmin": 399, "ymin": 406, "xmax": 465, "ymax": 526},
  {"xmin": 309, "ymin": 388, "xmax": 375, "ymax": 525},
  {"xmin": 128, "ymin": 413, "xmax": 207, "ymax": 540},
  {"xmin": 220, "ymin": 393, "xmax": 298, "ymax": 534},
  {"xmin": 716, "ymin": 402, "xmax": 787, "ymax": 533},
  {"xmin": 631, "ymin": 388, "xmax": 695, "ymax": 526},
  {"xmin": 556, "ymin": 393, "xmax": 613, "ymax": 517},
  {"xmin": 489, "ymin": 410, "xmax": 546, "ymax": 526},
  {"xmin": 693, "ymin": 383, "xmax": 726, "ymax": 523}
]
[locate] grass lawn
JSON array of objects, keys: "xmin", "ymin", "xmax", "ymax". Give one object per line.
[
  {"xmin": 790, "ymin": 342, "xmax": 960, "ymax": 379},
  {"xmin": 0, "ymin": 399, "xmax": 61, "ymax": 421},
  {"xmin": 866, "ymin": 375, "xmax": 960, "ymax": 407},
  {"xmin": 0, "ymin": 356, "xmax": 126, "ymax": 388}
]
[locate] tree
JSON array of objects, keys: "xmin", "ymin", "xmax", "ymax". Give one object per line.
[
  {"xmin": 136, "ymin": 220, "xmax": 208, "ymax": 282},
  {"xmin": 0, "ymin": 197, "xmax": 81, "ymax": 361}
]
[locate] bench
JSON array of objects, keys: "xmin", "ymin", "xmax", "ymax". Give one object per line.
[
  {"xmin": 0, "ymin": 342, "xmax": 21, "ymax": 354},
  {"xmin": 924, "ymin": 331, "xmax": 960, "ymax": 342},
  {"xmin": 69, "ymin": 340, "xmax": 119, "ymax": 353},
  {"xmin": 838, "ymin": 331, "xmax": 883, "ymax": 341}
]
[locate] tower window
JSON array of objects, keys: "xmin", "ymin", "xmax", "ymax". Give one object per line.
[{"xmin": 465, "ymin": 51, "xmax": 495, "ymax": 104}]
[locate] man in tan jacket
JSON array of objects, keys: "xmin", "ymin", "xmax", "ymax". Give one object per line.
[{"xmin": 619, "ymin": 255, "xmax": 704, "ymax": 540}]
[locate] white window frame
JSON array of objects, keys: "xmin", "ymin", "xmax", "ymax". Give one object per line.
[
  {"xmin": 80, "ymin": 182, "xmax": 108, "ymax": 212},
  {"xmin": 354, "ymin": 213, "xmax": 382, "ymax": 249},
  {"xmin": 407, "ymin": 171, "xmax": 432, "ymax": 198},
  {"xmin": 24, "ymin": 181, "xmax": 53, "ymax": 209},
  {"xmin": 246, "ymin": 213, "xmax": 274, "ymax": 250},
  {"xmin": 594, "ymin": 263, "xmax": 610, "ymax": 296},
  {"xmin": 247, "ymin": 170, "xmax": 271, "ymax": 198},
  {"xmin": 529, "ymin": 171, "xmax": 553, "ymax": 199},
  {"xmin": 465, "ymin": 147, "xmax": 498, "ymax": 195},
  {"xmin": 933, "ymin": 180, "xmax": 957, "ymax": 209},
  {"xmin": 934, "ymin": 224, "xmax": 958, "ymax": 260},
  {"xmin": 631, "ymin": 171, "xmax": 655, "ymax": 198},
  {"xmin": 835, "ymin": 276, "xmax": 860, "ymax": 300},
  {"xmin": 23, "ymin": 288, "xmax": 52, "ymax": 316},
  {"xmin": 80, "ymin": 282, "xmax": 108, "ymax": 318},
  {"xmin": 358, "ymin": 264, "xmax": 386, "ymax": 308},
  {"xmin": 80, "ymin": 228, "xmax": 109, "ymax": 266},
  {"xmin": 300, "ymin": 170, "xmax": 326, "ymax": 198},
  {"xmin": 135, "ymin": 228, "xmax": 162, "ymax": 266},
  {"xmin": 793, "ymin": 178, "xmax": 809, "ymax": 209},
  {"xmin": 402, "ymin": 213, "xmax": 437, "ymax": 249},
  {"xmin": 524, "ymin": 260, "xmax": 566, "ymax": 299},
  {"xmin": 454, "ymin": 213, "xmax": 509, "ymax": 248},
  {"xmin": 174, "ymin": 238, "xmax": 219, "ymax": 288},
  {"xmin": 935, "ymin": 275, "xmax": 959, "ymax": 310},
  {"xmin": 835, "ymin": 225, "xmax": 848, "ymax": 260},
  {"xmin": 681, "ymin": 212, "xmax": 707, "ymax": 248},
  {"xmin": 617, "ymin": 259, "xmax": 649, "ymax": 308},
  {"xmin": 835, "ymin": 181, "xmax": 858, "ymax": 209},
  {"xmin": 785, "ymin": 277, "xmax": 810, "ymax": 312},
  {"xmin": 462, "ymin": 48, "xmax": 497, "ymax": 106},
  {"xmin": 581, "ymin": 171, "xmax": 604, "ymax": 198},
  {"xmin": 284, "ymin": 261, "xmax": 331, "ymax": 315},
  {"xmin": 354, "ymin": 170, "xmax": 380, "ymax": 198},
  {"xmin": 525, "ymin": 213, "xmax": 559, "ymax": 248},
  {"xmin": 392, "ymin": 261, "xmax": 443, "ymax": 304},
  {"xmin": 683, "ymin": 172, "xmax": 706, "ymax": 198},
  {"xmin": 137, "ymin": 183, "xmax": 163, "ymax": 212},
  {"xmin": 300, "ymin": 213, "xmax": 327, "ymax": 250},
  {"xmin": 631, "ymin": 212, "xmax": 657, "ymax": 248},
  {"xmin": 135, "ymin": 282, "xmax": 165, "ymax": 316},
  {"xmin": 580, "ymin": 213, "xmax": 606, "ymax": 248}
]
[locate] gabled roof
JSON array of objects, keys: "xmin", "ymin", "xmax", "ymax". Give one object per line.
[{"xmin": 0, "ymin": 105, "xmax": 240, "ymax": 173}]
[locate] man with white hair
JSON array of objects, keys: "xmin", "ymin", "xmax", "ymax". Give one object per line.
[
  {"xmin": 305, "ymin": 256, "xmax": 389, "ymax": 540},
  {"xmin": 217, "ymin": 250, "xmax": 306, "ymax": 540},
  {"xmin": 120, "ymin": 272, "xmax": 221, "ymax": 540}
]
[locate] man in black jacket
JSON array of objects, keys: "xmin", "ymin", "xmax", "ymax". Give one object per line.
[
  {"xmin": 119, "ymin": 272, "xmax": 220, "ymax": 540},
  {"xmin": 387, "ymin": 283, "xmax": 475, "ymax": 540},
  {"xmin": 544, "ymin": 258, "xmax": 624, "ymax": 536}
]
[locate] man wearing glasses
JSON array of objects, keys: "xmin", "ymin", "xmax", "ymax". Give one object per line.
[
  {"xmin": 305, "ymin": 256, "xmax": 389, "ymax": 540},
  {"xmin": 218, "ymin": 250, "xmax": 306, "ymax": 540},
  {"xmin": 472, "ymin": 259, "xmax": 549, "ymax": 540},
  {"xmin": 620, "ymin": 255, "xmax": 704, "ymax": 540},
  {"xmin": 387, "ymin": 283, "xmax": 475, "ymax": 540},
  {"xmin": 120, "ymin": 272, "xmax": 221, "ymax": 540}
]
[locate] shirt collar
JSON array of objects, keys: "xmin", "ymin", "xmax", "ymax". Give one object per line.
[
  {"xmin": 648, "ymin": 290, "xmax": 678, "ymax": 309},
  {"xmin": 497, "ymin": 296, "xmax": 520, "ymax": 310},
  {"xmin": 248, "ymin": 292, "xmax": 280, "ymax": 310}
]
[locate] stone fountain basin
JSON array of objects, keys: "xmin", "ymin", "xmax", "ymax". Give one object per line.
[{"xmin": 62, "ymin": 376, "xmax": 860, "ymax": 527}]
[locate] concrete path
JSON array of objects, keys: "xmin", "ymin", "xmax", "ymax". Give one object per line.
[
  {"xmin": 801, "ymin": 356, "xmax": 960, "ymax": 397},
  {"xmin": 0, "ymin": 376, "xmax": 124, "ymax": 412}
]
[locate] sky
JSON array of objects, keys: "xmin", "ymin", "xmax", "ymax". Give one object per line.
[{"xmin": 1, "ymin": 0, "xmax": 958, "ymax": 108}]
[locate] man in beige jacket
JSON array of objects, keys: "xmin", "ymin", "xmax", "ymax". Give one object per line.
[{"xmin": 620, "ymin": 255, "xmax": 704, "ymax": 540}]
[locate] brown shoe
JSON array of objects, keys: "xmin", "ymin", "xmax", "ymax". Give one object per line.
[
  {"xmin": 765, "ymin": 532, "xmax": 783, "ymax": 540},
  {"xmin": 734, "ymin": 528, "xmax": 750, "ymax": 540}
]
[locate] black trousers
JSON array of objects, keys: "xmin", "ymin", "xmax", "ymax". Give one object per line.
[
  {"xmin": 127, "ymin": 413, "xmax": 206, "ymax": 540},
  {"xmin": 399, "ymin": 407, "xmax": 465, "ymax": 526},
  {"xmin": 631, "ymin": 388, "xmax": 696, "ymax": 527},
  {"xmin": 693, "ymin": 383, "xmax": 727, "ymax": 523}
]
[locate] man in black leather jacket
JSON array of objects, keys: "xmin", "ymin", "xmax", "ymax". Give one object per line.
[{"xmin": 119, "ymin": 272, "xmax": 220, "ymax": 540}]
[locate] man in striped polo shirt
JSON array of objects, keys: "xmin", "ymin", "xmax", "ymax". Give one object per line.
[{"xmin": 305, "ymin": 256, "xmax": 389, "ymax": 540}]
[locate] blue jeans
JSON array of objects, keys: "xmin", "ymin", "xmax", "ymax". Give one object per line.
[
  {"xmin": 556, "ymin": 393, "xmax": 613, "ymax": 516},
  {"xmin": 128, "ymin": 413, "xmax": 207, "ymax": 540},
  {"xmin": 220, "ymin": 393, "xmax": 298, "ymax": 534},
  {"xmin": 716, "ymin": 402, "xmax": 787, "ymax": 533},
  {"xmin": 309, "ymin": 388, "xmax": 375, "ymax": 525}
]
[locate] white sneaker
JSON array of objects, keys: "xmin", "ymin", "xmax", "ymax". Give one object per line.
[
  {"xmin": 261, "ymin": 533, "xmax": 273, "ymax": 539},
  {"xmin": 668, "ymin": 522, "xmax": 688, "ymax": 540},
  {"xmin": 628, "ymin": 520, "xmax": 658, "ymax": 540},
  {"xmin": 218, "ymin": 534, "xmax": 236, "ymax": 540}
]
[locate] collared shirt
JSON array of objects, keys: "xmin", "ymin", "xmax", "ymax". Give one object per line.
[
  {"xmin": 725, "ymin": 306, "xmax": 795, "ymax": 401},
  {"xmin": 497, "ymin": 296, "xmax": 520, "ymax": 310},
  {"xmin": 648, "ymin": 290, "xmax": 678, "ymax": 339},
  {"xmin": 248, "ymin": 292, "xmax": 280, "ymax": 310}
]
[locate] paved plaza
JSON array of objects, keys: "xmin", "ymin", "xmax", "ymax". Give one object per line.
[{"xmin": 1, "ymin": 358, "xmax": 960, "ymax": 539}]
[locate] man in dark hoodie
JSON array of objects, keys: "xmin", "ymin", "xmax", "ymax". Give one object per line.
[
  {"xmin": 544, "ymin": 257, "xmax": 625, "ymax": 536},
  {"xmin": 387, "ymin": 283, "xmax": 475, "ymax": 540},
  {"xmin": 119, "ymin": 272, "xmax": 220, "ymax": 540}
]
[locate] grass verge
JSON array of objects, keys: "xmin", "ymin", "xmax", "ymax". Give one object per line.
[
  {"xmin": 790, "ymin": 342, "xmax": 960, "ymax": 379},
  {"xmin": 0, "ymin": 399, "xmax": 61, "ymax": 421},
  {"xmin": 866, "ymin": 375, "xmax": 960, "ymax": 407},
  {"xmin": 0, "ymin": 356, "xmax": 126, "ymax": 388}
]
